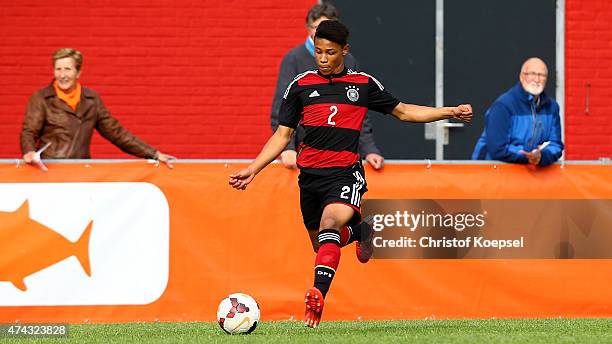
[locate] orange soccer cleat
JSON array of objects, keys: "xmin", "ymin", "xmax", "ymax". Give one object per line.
[{"xmin": 304, "ymin": 287, "xmax": 324, "ymax": 328}]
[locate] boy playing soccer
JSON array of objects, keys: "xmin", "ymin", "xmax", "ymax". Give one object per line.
[{"xmin": 229, "ymin": 20, "xmax": 472, "ymax": 328}]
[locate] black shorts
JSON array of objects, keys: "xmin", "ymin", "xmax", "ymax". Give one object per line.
[{"xmin": 298, "ymin": 162, "xmax": 368, "ymax": 230}]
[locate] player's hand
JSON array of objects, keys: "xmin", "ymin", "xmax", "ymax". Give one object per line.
[
  {"xmin": 280, "ymin": 150, "xmax": 297, "ymax": 169},
  {"xmin": 155, "ymin": 151, "xmax": 176, "ymax": 169},
  {"xmin": 23, "ymin": 151, "xmax": 48, "ymax": 171},
  {"xmin": 452, "ymin": 104, "xmax": 473, "ymax": 122},
  {"xmin": 365, "ymin": 153, "xmax": 384, "ymax": 170},
  {"xmin": 229, "ymin": 167, "xmax": 256, "ymax": 190},
  {"xmin": 519, "ymin": 148, "xmax": 542, "ymax": 165}
]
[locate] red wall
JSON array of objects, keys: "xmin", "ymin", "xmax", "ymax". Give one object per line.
[
  {"xmin": 0, "ymin": 1, "xmax": 610, "ymax": 160},
  {"xmin": 565, "ymin": 0, "xmax": 612, "ymax": 159},
  {"xmin": 0, "ymin": 0, "xmax": 315, "ymax": 158}
]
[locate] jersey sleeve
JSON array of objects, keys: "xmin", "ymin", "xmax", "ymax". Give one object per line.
[
  {"xmin": 278, "ymin": 81, "xmax": 302, "ymax": 129},
  {"xmin": 367, "ymin": 77, "xmax": 399, "ymax": 115}
]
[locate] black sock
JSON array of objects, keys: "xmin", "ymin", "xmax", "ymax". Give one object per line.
[
  {"xmin": 348, "ymin": 220, "xmax": 373, "ymax": 243},
  {"xmin": 358, "ymin": 220, "xmax": 373, "ymax": 242}
]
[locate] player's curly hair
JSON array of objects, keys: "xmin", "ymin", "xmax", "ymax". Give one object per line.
[{"xmin": 314, "ymin": 20, "xmax": 349, "ymax": 47}]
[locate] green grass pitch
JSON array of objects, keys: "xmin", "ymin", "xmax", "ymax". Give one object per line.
[{"xmin": 8, "ymin": 319, "xmax": 612, "ymax": 343}]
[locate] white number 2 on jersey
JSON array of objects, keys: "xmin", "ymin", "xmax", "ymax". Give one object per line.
[{"xmin": 327, "ymin": 105, "xmax": 338, "ymax": 125}]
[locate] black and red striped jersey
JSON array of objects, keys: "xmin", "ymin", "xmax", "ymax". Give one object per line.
[{"xmin": 278, "ymin": 67, "xmax": 399, "ymax": 175}]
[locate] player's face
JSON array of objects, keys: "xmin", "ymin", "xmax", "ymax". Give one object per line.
[
  {"xmin": 520, "ymin": 59, "xmax": 548, "ymax": 96},
  {"xmin": 54, "ymin": 57, "xmax": 81, "ymax": 92},
  {"xmin": 314, "ymin": 38, "xmax": 348, "ymax": 76}
]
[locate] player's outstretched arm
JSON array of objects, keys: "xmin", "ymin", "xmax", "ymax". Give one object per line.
[
  {"xmin": 229, "ymin": 125, "xmax": 294, "ymax": 190},
  {"xmin": 391, "ymin": 103, "xmax": 473, "ymax": 123}
]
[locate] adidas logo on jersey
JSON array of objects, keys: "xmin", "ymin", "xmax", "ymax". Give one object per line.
[{"xmin": 309, "ymin": 90, "xmax": 320, "ymax": 98}]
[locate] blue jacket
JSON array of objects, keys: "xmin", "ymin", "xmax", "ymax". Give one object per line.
[{"xmin": 471, "ymin": 83, "xmax": 564, "ymax": 166}]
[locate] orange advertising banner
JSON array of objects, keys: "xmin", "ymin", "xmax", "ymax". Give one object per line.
[{"xmin": 0, "ymin": 161, "xmax": 611, "ymax": 323}]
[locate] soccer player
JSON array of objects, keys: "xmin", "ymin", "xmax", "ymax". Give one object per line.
[{"xmin": 229, "ymin": 20, "xmax": 472, "ymax": 328}]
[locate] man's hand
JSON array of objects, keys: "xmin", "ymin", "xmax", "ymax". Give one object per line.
[
  {"xmin": 23, "ymin": 151, "xmax": 48, "ymax": 171},
  {"xmin": 280, "ymin": 150, "xmax": 297, "ymax": 169},
  {"xmin": 155, "ymin": 152, "xmax": 176, "ymax": 169},
  {"xmin": 452, "ymin": 104, "xmax": 473, "ymax": 122},
  {"xmin": 520, "ymin": 148, "xmax": 542, "ymax": 165},
  {"xmin": 229, "ymin": 167, "xmax": 256, "ymax": 191},
  {"xmin": 365, "ymin": 153, "xmax": 384, "ymax": 170}
]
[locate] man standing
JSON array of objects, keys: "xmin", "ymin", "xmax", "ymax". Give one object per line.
[
  {"xmin": 270, "ymin": 3, "xmax": 384, "ymax": 170},
  {"xmin": 230, "ymin": 20, "xmax": 472, "ymax": 328},
  {"xmin": 472, "ymin": 57, "xmax": 563, "ymax": 166}
]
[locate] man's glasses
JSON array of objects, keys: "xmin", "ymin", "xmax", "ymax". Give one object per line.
[{"xmin": 523, "ymin": 72, "xmax": 548, "ymax": 79}]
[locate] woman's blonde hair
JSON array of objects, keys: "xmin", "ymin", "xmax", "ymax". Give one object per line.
[{"xmin": 52, "ymin": 48, "xmax": 83, "ymax": 71}]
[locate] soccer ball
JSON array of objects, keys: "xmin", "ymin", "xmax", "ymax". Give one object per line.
[{"xmin": 217, "ymin": 293, "xmax": 260, "ymax": 334}]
